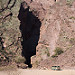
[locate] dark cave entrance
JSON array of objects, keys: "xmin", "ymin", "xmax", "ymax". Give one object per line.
[{"xmin": 18, "ymin": 2, "xmax": 41, "ymax": 68}]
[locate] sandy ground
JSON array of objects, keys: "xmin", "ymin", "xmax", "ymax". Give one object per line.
[{"xmin": 0, "ymin": 69, "xmax": 75, "ymax": 75}]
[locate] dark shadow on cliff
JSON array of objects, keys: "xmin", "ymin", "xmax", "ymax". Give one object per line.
[{"xmin": 18, "ymin": 2, "xmax": 41, "ymax": 68}]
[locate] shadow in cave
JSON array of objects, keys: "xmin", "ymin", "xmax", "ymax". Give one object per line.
[{"xmin": 18, "ymin": 2, "xmax": 41, "ymax": 68}]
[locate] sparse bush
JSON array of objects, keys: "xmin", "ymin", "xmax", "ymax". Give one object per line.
[
  {"xmin": 66, "ymin": 0, "xmax": 74, "ymax": 6},
  {"xmin": 69, "ymin": 38, "xmax": 75, "ymax": 45},
  {"xmin": 35, "ymin": 60, "xmax": 39, "ymax": 65},
  {"xmin": 14, "ymin": 56, "xmax": 25, "ymax": 64},
  {"xmin": 44, "ymin": 47, "xmax": 50, "ymax": 57},
  {"xmin": 69, "ymin": 17, "xmax": 75, "ymax": 20}
]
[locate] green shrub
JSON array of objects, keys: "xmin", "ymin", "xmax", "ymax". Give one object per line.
[
  {"xmin": 51, "ymin": 54, "xmax": 58, "ymax": 58},
  {"xmin": 47, "ymin": 52, "xmax": 50, "ymax": 57},
  {"xmin": 52, "ymin": 47, "xmax": 63, "ymax": 58},
  {"xmin": 54, "ymin": 47, "xmax": 63, "ymax": 55}
]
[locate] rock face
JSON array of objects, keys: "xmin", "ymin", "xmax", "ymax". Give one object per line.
[
  {"xmin": 23, "ymin": 0, "xmax": 62, "ymax": 56},
  {"xmin": 23, "ymin": 0, "xmax": 57, "ymax": 56},
  {"xmin": 0, "ymin": 0, "xmax": 75, "ymax": 69},
  {"xmin": 23, "ymin": 0, "xmax": 75, "ymax": 68},
  {"xmin": 0, "ymin": 0, "xmax": 22, "ymax": 65}
]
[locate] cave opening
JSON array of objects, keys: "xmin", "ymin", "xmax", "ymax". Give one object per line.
[{"xmin": 18, "ymin": 1, "xmax": 41, "ymax": 68}]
